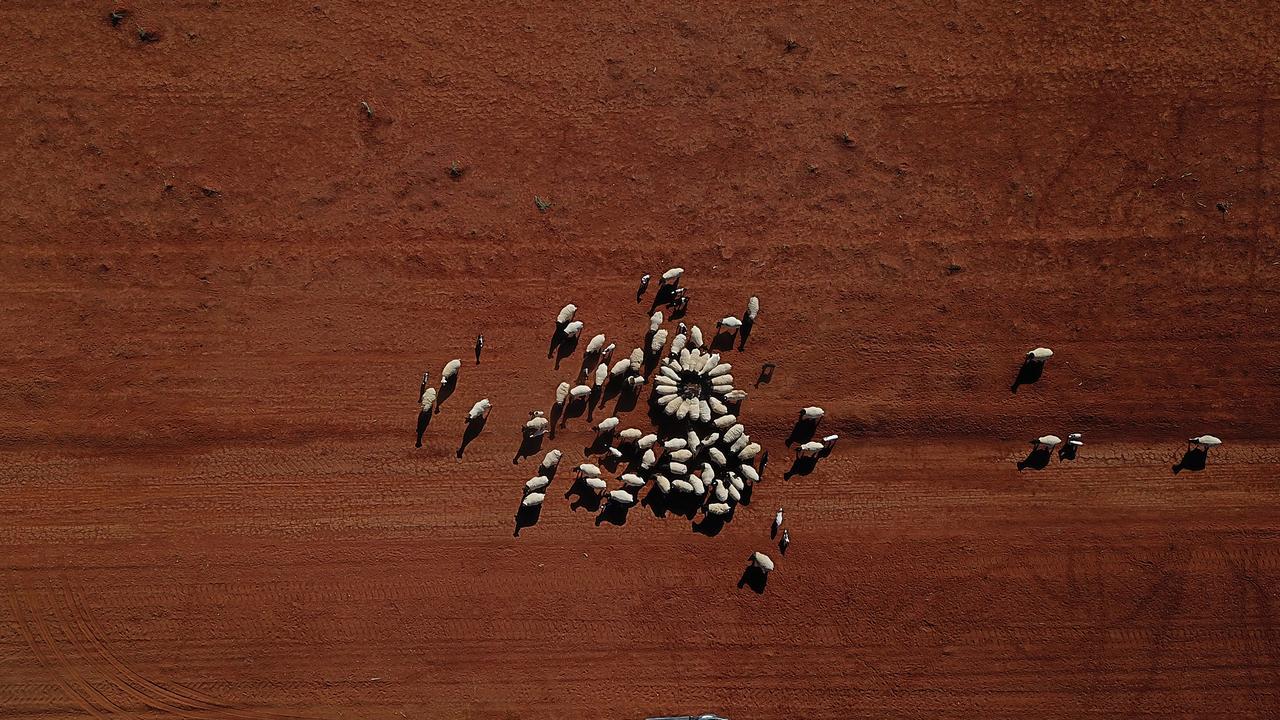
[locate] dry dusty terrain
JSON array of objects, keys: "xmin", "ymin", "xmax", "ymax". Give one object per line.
[{"xmin": 2, "ymin": 2, "xmax": 1280, "ymax": 718}]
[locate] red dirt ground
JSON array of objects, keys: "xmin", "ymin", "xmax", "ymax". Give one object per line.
[{"xmin": 3, "ymin": 2, "xmax": 1280, "ymax": 718}]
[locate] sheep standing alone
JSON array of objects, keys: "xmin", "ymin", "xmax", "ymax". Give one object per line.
[
  {"xmin": 596, "ymin": 417, "xmax": 620, "ymax": 435},
  {"xmin": 1033, "ymin": 435, "xmax": 1062, "ymax": 450},
  {"xmin": 661, "ymin": 267, "xmax": 684, "ymax": 285},
  {"xmin": 745, "ymin": 295, "xmax": 760, "ymax": 321},
  {"xmin": 627, "ymin": 375, "xmax": 645, "ymax": 389},
  {"xmin": 1026, "ymin": 347, "xmax": 1053, "ymax": 363},
  {"xmin": 466, "ymin": 398, "xmax": 492, "ymax": 422},
  {"xmin": 716, "ymin": 316, "xmax": 742, "ymax": 333},
  {"xmin": 797, "ymin": 441, "xmax": 824, "ymax": 458},
  {"xmin": 441, "ymin": 359, "xmax": 462, "ymax": 386},
  {"xmin": 1189, "ymin": 434, "xmax": 1222, "ymax": 448},
  {"xmin": 586, "ymin": 334, "xmax": 606, "ymax": 355},
  {"xmin": 750, "ymin": 552, "xmax": 775, "ymax": 573},
  {"xmin": 594, "ymin": 363, "xmax": 608, "ymax": 387}
]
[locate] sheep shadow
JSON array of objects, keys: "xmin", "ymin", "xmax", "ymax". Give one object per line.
[
  {"xmin": 641, "ymin": 486, "xmax": 670, "ymax": 517},
  {"xmin": 1016, "ymin": 446, "xmax": 1052, "ymax": 471},
  {"xmin": 738, "ymin": 482, "xmax": 755, "ymax": 506},
  {"xmin": 1172, "ymin": 447, "xmax": 1207, "ymax": 474},
  {"xmin": 755, "ymin": 362, "xmax": 775, "ymax": 387},
  {"xmin": 737, "ymin": 318, "xmax": 755, "ymax": 350},
  {"xmin": 737, "ymin": 566, "xmax": 768, "ymax": 594},
  {"xmin": 513, "ymin": 504, "xmax": 542, "ymax": 537},
  {"xmin": 512, "ymin": 434, "xmax": 544, "ymax": 464},
  {"xmin": 757, "ymin": 451, "xmax": 770, "ymax": 478},
  {"xmin": 649, "ymin": 284, "xmax": 676, "ymax": 312},
  {"xmin": 562, "ymin": 398, "xmax": 588, "ymax": 424},
  {"xmin": 771, "ymin": 517, "xmax": 781, "ymax": 539},
  {"xmin": 613, "ymin": 388, "xmax": 639, "ymax": 414},
  {"xmin": 1010, "ymin": 360, "xmax": 1045, "ymax": 393},
  {"xmin": 646, "ymin": 399, "xmax": 690, "ymax": 438},
  {"xmin": 456, "ymin": 417, "xmax": 487, "ymax": 458},
  {"xmin": 1058, "ymin": 444, "xmax": 1079, "ymax": 462},
  {"xmin": 587, "ymin": 386, "xmax": 603, "ymax": 420},
  {"xmin": 783, "ymin": 455, "xmax": 818, "ymax": 480},
  {"xmin": 547, "ymin": 323, "xmax": 566, "ymax": 358},
  {"xmin": 436, "ymin": 378, "xmax": 457, "ymax": 411},
  {"xmin": 415, "ymin": 409, "xmax": 432, "ymax": 447},
  {"xmin": 669, "ymin": 301, "xmax": 688, "ymax": 320},
  {"xmin": 549, "ymin": 403, "xmax": 564, "ymax": 436},
  {"xmin": 595, "ymin": 502, "xmax": 630, "ymax": 526},
  {"xmin": 666, "ymin": 492, "xmax": 702, "ymax": 520},
  {"xmin": 565, "ymin": 479, "xmax": 603, "ymax": 512},
  {"xmin": 785, "ymin": 418, "xmax": 818, "ymax": 447},
  {"xmin": 584, "ymin": 432, "xmax": 612, "ymax": 456},
  {"xmin": 710, "ymin": 331, "xmax": 737, "ymax": 352},
  {"xmin": 554, "ymin": 336, "xmax": 580, "ymax": 369},
  {"xmin": 692, "ymin": 513, "xmax": 727, "ymax": 537}
]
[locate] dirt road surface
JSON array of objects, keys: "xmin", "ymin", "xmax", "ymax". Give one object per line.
[{"xmin": 2, "ymin": 2, "xmax": 1279, "ymax": 718}]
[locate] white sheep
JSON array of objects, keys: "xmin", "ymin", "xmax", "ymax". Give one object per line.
[
  {"xmin": 678, "ymin": 348, "xmax": 692, "ymax": 367},
  {"xmin": 641, "ymin": 448, "xmax": 658, "ymax": 470},
  {"xmin": 671, "ymin": 479, "xmax": 695, "ymax": 494},
  {"xmin": 675, "ymin": 397, "xmax": 694, "ymax": 420},
  {"xmin": 620, "ymin": 473, "xmax": 646, "ymax": 488},
  {"xmin": 663, "ymin": 438, "xmax": 688, "ymax": 451},
  {"xmin": 686, "ymin": 430, "xmax": 702, "ymax": 454},
  {"xmin": 667, "ymin": 461, "xmax": 689, "ymax": 476},
  {"xmin": 556, "ymin": 303, "xmax": 577, "ymax": 324},
  {"xmin": 1033, "ymin": 435, "xmax": 1062, "ymax": 450},
  {"xmin": 669, "ymin": 333, "xmax": 687, "ymax": 357},
  {"xmin": 716, "ymin": 316, "xmax": 742, "ymax": 332},
  {"xmin": 750, "ymin": 552, "xmax": 775, "ymax": 573},
  {"xmin": 419, "ymin": 387, "xmax": 437, "ymax": 413},
  {"xmin": 745, "ymin": 295, "xmax": 759, "ymax": 321},
  {"xmin": 703, "ymin": 432, "xmax": 720, "ymax": 446},
  {"xmin": 637, "ymin": 433, "xmax": 659, "ymax": 450},
  {"xmin": 724, "ymin": 389, "xmax": 748, "ymax": 403},
  {"xmin": 663, "ymin": 395, "xmax": 683, "ymax": 415},
  {"xmin": 629, "ymin": 347, "xmax": 645, "ymax": 367},
  {"xmin": 707, "ymin": 362, "xmax": 733, "ymax": 378},
  {"xmin": 774, "ymin": 506, "xmax": 784, "ymax": 528},
  {"xmin": 562, "ymin": 320, "xmax": 584, "ymax": 338},
  {"xmin": 649, "ymin": 311, "xmax": 664, "ymax": 332},
  {"xmin": 1189, "ymin": 434, "xmax": 1222, "ymax": 448},
  {"xmin": 586, "ymin": 334, "xmax": 606, "ymax": 354},
  {"xmin": 689, "ymin": 325, "xmax": 704, "ymax": 348},
  {"xmin": 669, "ymin": 449, "xmax": 694, "ymax": 463},
  {"xmin": 796, "ymin": 440, "xmax": 824, "ymax": 458},
  {"xmin": 539, "ymin": 449, "xmax": 563, "ymax": 471},
  {"xmin": 722, "ymin": 423, "xmax": 745, "ymax": 445},
  {"xmin": 466, "ymin": 398, "xmax": 492, "ymax": 422},
  {"xmin": 706, "ymin": 502, "xmax": 731, "ymax": 516},
  {"xmin": 569, "ymin": 384, "xmax": 592, "ymax": 400},
  {"xmin": 605, "ymin": 447, "xmax": 624, "ymax": 460},
  {"xmin": 610, "ymin": 358, "xmax": 632, "ymax": 376},
  {"xmin": 821, "ymin": 434, "xmax": 839, "ymax": 451},
  {"xmin": 594, "ymin": 363, "xmax": 608, "ymax": 387},
  {"xmin": 649, "ymin": 328, "xmax": 669, "ymax": 354},
  {"xmin": 659, "ymin": 365, "xmax": 681, "ymax": 381},
  {"xmin": 554, "ymin": 381, "xmax": 571, "ymax": 405},
  {"xmin": 800, "ymin": 406, "xmax": 825, "ymax": 422},
  {"xmin": 727, "ymin": 484, "xmax": 742, "ymax": 503},
  {"xmin": 707, "ymin": 447, "xmax": 728, "ymax": 466},
  {"xmin": 596, "ymin": 416, "xmax": 620, "ymax": 434},
  {"xmin": 523, "ymin": 416, "xmax": 549, "ymax": 437},
  {"xmin": 727, "ymin": 473, "xmax": 745, "ymax": 492},
  {"xmin": 576, "ymin": 463, "xmax": 602, "ymax": 479},
  {"xmin": 689, "ymin": 475, "xmax": 706, "ymax": 495},
  {"xmin": 584, "ymin": 477, "xmax": 607, "ymax": 492},
  {"xmin": 661, "ymin": 267, "xmax": 684, "ymax": 284},
  {"xmin": 608, "ymin": 489, "xmax": 636, "ymax": 506},
  {"xmin": 602, "ymin": 342, "xmax": 616, "ymax": 362},
  {"xmin": 701, "ymin": 462, "xmax": 715, "ymax": 483},
  {"xmin": 711, "ymin": 375, "xmax": 735, "ymax": 387},
  {"xmin": 441, "ymin": 359, "xmax": 462, "ymax": 385},
  {"xmin": 737, "ymin": 442, "xmax": 761, "ymax": 462},
  {"xmin": 618, "ymin": 428, "xmax": 643, "ymax": 443},
  {"xmin": 524, "ymin": 476, "xmax": 550, "ymax": 493},
  {"xmin": 712, "ymin": 480, "xmax": 729, "ymax": 502},
  {"xmin": 522, "ymin": 493, "xmax": 546, "ymax": 507},
  {"xmin": 697, "ymin": 400, "xmax": 712, "ymax": 422},
  {"xmin": 653, "ymin": 474, "xmax": 672, "ymax": 494},
  {"xmin": 1026, "ymin": 347, "xmax": 1053, "ymax": 362},
  {"xmin": 627, "ymin": 375, "xmax": 645, "ymax": 389},
  {"xmin": 740, "ymin": 464, "xmax": 760, "ymax": 483},
  {"xmin": 708, "ymin": 397, "xmax": 729, "ymax": 415}
]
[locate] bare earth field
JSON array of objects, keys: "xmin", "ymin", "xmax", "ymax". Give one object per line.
[{"xmin": 2, "ymin": 2, "xmax": 1280, "ymax": 718}]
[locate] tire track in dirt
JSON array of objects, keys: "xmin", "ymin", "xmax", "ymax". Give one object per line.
[{"xmin": 60, "ymin": 585, "xmax": 316, "ymax": 720}]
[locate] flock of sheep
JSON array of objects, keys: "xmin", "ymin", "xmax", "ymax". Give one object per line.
[{"xmin": 415, "ymin": 268, "xmax": 824, "ymax": 584}]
